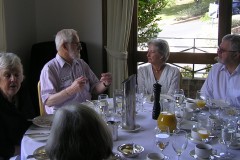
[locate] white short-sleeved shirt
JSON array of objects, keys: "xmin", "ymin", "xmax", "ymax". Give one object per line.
[
  {"xmin": 201, "ymin": 63, "xmax": 240, "ymax": 108},
  {"xmin": 40, "ymin": 54, "xmax": 99, "ymax": 114}
]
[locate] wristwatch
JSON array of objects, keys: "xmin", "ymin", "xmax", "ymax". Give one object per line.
[{"xmin": 103, "ymin": 82, "xmax": 111, "ymax": 88}]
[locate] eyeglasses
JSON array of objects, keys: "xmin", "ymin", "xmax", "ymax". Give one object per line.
[
  {"xmin": 71, "ymin": 42, "xmax": 82, "ymax": 50},
  {"xmin": 217, "ymin": 46, "xmax": 239, "ymax": 53}
]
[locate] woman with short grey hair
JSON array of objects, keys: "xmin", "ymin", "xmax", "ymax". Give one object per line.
[
  {"xmin": 46, "ymin": 104, "xmax": 113, "ymax": 160},
  {"xmin": 0, "ymin": 52, "xmax": 31, "ymax": 159},
  {"xmin": 138, "ymin": 38, "xmax": 181, "ymax": 95}
]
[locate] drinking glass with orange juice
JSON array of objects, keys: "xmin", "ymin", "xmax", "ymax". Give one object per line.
[{"xmin": 196, "ymin": 90, "xmax": 206, "ymax": 110}]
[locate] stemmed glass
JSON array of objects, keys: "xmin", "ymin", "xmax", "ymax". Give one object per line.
[
  {"xmin": 195, "ymin": 90, "xmax": 206, "ymax": 110},
  {"xmin": 172, "ymin": 130, "xmax": 188, "ymax": 160},
  {"xmin": 173, "ymin": 89, "xmax": 185, "ymax": 107},
  {"xmin": 220, "ymin": 123, "xmax": 236, "ymax": 159},
  {"xmin": 155, "ymin": 125, "xmax": 170, "ymax": 158}
]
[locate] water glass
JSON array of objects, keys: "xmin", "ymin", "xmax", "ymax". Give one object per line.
[
  {"xmin": 175, "ymin": 106, "xmax": 184, "ymax": 131},
  {"xmin": 113, "ymin": 89, "xmax": 123, "ymax": 115},
  {"xmin": 196, "ymin": 90, "xmax": 206, "ymax": 110},
  {"xmin": 173, "ymin": 89, "xmax": 185, "ymax": 107},
  {"xmin": 98, "ymin": 94, "xmax": 109, "ymax": 119},
  {"xmin": 136, "ymin": 85, "xmax": 146, "ymax": 112},
  {"xmin": 220, "ymin": 123, "xmax": 236, "ymax": 159},
  {"xmin": 197, "ymin": 114, "xmax": 211, "ymax": 143}
]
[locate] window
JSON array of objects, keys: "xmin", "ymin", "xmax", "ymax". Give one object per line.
[{"xmin": 0, "ymin": 0, "xmax": 6, "ymax": 52}]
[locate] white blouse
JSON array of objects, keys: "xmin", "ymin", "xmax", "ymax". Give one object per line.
[{"xmin": 137, "ymin": 63, "xmax": 181, "ymax": 95}]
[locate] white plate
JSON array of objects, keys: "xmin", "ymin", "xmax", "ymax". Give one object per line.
[
  {"xmin": 81, "ymin": 101, "xmax": 96, "ymax": 108},
  {"xmin": 211, "ymin": 99, "xmax": 229, "ymax": 108},
  {"xmin": 32, "ymin": 115, "xmax": 54, "ymax": 128},
  {"xmin": 27, "ymin": 133, "xmax": 49, "ymax": 141},
  {"xmin": 121, "ymin": 124, "xmax": 141, "ymax": 132},
  {"xmin": 189, "ymin": 150, "xmax": 215, "ymax": 160},
  {"xmin": 145, "ymin": 94, "xmax": 174, "ymax": 104},
  {"xmin": 180, "ymin": 120, "xmax": 197, "ymax": 130},
  {"xmin": 106, "ymin": 152, "xmax": 122, "ymax": 160}
]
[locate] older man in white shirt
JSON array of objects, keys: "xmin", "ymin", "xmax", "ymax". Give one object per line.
[{"xmin": 201, "ymin": 34, "xmax": 240, "ymax": 108}]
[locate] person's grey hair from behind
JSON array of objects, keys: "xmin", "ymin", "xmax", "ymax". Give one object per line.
[
  {"xmin": 45, "ymin": 104, "xmax": 113, "ymax": 160},
  {"xmin": 55, "ymin": 29, "xmax": 78, "ymax": 51},
  {"xmin": 0, "ymin": 52, "xmax": 24, "ymax": 79},
  {"xmin": 148, "ymin": 38, "xmax": 170, "ymax": 62},
  {"xmin": 222, "ymin": 34, "xmax": 240, "ymax": 53}
]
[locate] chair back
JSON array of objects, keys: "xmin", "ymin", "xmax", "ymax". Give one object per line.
[{"xmin": 37, "ymin": 81, "xmax": 46, "ymax": 116}]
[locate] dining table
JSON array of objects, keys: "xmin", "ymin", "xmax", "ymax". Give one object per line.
[{"xmin": 21, "ymin": 99, "xmax": 240, "ymax": 160}]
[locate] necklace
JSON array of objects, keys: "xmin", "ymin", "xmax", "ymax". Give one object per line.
[
  {"xmin": 152, "ymin": 64, "xmax": 165, "ymax": 73},
  {"xmin": 154, "ymin": 68, "xmax": 162, "ymax": 73}
]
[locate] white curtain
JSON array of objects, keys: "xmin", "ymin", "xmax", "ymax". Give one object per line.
[
  {"xmin": 0, "ymin": 0, "xmax": 6, "ymax": 52},
  {"xmin": 105, "ymin": 0, "xmax": 134, "ymax": 95}
]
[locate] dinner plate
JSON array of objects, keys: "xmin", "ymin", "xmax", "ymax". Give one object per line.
[
  {"xmin": 27, "ymin": 133, "xmax": 49, "ymax": 141},
  {"xmin": 189, "ymin": 150, "xmax": 216, "ymax": 160},
  {"xmin": 145, "ymin": 94, "xmax": 174, "ymax": 104},
  {"xmin": 32, "ymin": 115, "xmax": 54, "ymax": 128},
  {"xmin": 180, "ymin": 120, "xmax": 197, "ymax": 131},
  {"xmin": 121, "ymin": 124, "xmax": 141, "ymax": 132},
  {"xmin": 32, "ymin": 146, "xmax": 49, "ymax": 160},
  {"xmin": 210, "ymin": 99, "xmax": 229, "ymax": 108},
  {"xmin": 81, "ymin": 101, "xmax": 96, "ymax": 108},
  {"xmin": 105, "ymin": 152, "xmax": 122, "ymax": 160}
]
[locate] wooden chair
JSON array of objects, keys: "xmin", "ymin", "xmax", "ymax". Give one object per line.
[{"xmin": 37, "ymin": 81, "xmax": 46, "ymax": 116}]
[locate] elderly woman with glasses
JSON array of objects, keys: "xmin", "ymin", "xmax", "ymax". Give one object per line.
[
  {"xmin": 40, "ymin": 29, "xmax": 112, "ymax": 114},
  {"xmin": 201, "ymin": 34, "xmax": 240, "ymax": 108},
  {"xmin": 45, "ymin": 104, "xmax": 113, "ymax": 160},
  {"xmin": 0, "ymin": 53, "xmax": 31, "ymax": 159},
  {"xmin": 137, "ymin": 38, "xmax": 181, "ymax": 95}
]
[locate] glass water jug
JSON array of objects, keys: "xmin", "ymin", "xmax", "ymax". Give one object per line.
[{"xmin": 157, "ymin": 99, "xmax": 177, "ymax": 133}]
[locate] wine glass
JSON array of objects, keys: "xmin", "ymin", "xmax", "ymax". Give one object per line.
[
  {"xmin": 155, "ymin": 125, "xmax": 170, "ymax": 158},
  {"xmin": 197, "ymin": 114, "xmax": 212, "ymax": 143},
  {"xmin": 195, "ymin": 90, "xmax": 206, "ymax": 110},
  {"xmin": 173, "ymin": 89, "xmax": 185, "ymax": 107},
  {"xmin": 172, "ymin": 130, "xmax": 188, "ymax": 160},
  {"xmin": 220, "ymin": 123, "xmax": 236, "ymax": 159}
]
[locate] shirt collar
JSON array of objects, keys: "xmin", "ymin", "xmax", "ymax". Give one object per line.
[
  {"xmin": 56, "ymin": 54, "xmax": 80, "ymax": 68},
  {"xmin": 220, "ymin": 63, "xmax": 240, "ymax": 75},
  {"xmin": 235, "ymin": 64, "xmax": 240, "ymax": 74}
]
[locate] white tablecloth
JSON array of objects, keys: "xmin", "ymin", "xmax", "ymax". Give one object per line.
[{"xmin": 21, "ymin": 103, "xmax": 240, "ymax": 160}]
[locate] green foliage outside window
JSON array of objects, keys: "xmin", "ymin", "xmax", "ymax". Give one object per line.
[
  {"xmin": 180, "ymin": 65, "xmax": 193, "ymax": 78},
  {"xmin": 138, "ymin": 0, "xmax": 168, "ymax": 49}
]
